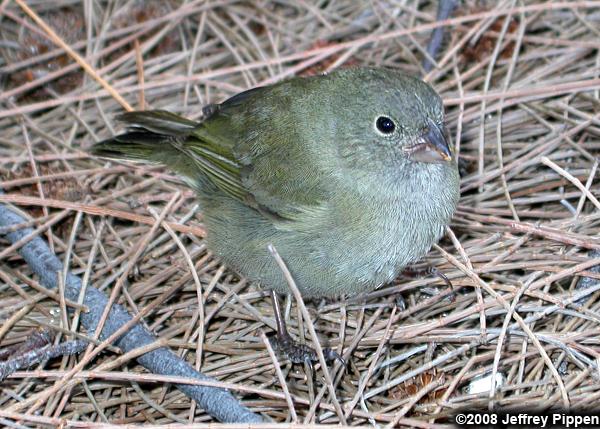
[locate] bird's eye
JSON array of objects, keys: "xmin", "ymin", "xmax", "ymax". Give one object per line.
[{"xmin": 375, "ymin": 116, "xmax": 396, "ymax": 134}]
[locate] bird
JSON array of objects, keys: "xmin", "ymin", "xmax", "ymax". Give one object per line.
[{"xmin": 91, "ymin": 67, "xmax": 460, "ymax": 362}]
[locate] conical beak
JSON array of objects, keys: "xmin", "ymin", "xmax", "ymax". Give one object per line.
[{"xmin": 404, "ymin": 119, "xmax": 453, "ymax": 163}]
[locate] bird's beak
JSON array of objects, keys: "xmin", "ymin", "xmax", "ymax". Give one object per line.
[{"xmin": 403, "ymin": 120, "xmax": 453, "ymax": 163}]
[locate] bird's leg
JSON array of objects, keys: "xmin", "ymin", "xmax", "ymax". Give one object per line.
[{"xmin": 268, "ymin": 289, "xmax": 344, "ymax": 366}]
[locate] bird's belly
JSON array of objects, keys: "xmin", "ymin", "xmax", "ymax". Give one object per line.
[
  {"xmin": 302, "ymin": 212, "xmax": 444, "ymax": 296},
  {"xmin": 200, "ymin": 191, "xmax": 450, "ymax": 298}
]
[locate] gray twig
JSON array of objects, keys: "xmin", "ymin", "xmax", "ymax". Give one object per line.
[
  {"xmin": 423, "ymin": 0, "xmax": 458, "ymax": 72},
  {"xmin": 0, "ymin": 203, "xmax": 262, "ymax": 423},
  {"xmin": 0, "ymin": 339, "xmax": 87, "ymax": 381}
]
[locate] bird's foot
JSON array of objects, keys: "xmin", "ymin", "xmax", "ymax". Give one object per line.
[
  {"xmin": 403, "ymin": 266, "xmax": 452, "ymax": 287},
  {"xmin": 270, "ymin": 331, "xmax": 344, "ymax": 368},
  {"xmin": 269, "ymin": 289, "xmax": 344, "ymax": 368},
  {"xmin": 402, "ymin": 266, "xmax": 456, "ymax": 302}
]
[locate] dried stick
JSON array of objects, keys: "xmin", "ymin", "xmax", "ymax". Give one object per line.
[
  {"xmin": 13, "ymin": 0, "xmax": 133, "ymax": 111},
  {"xmin": 0, "ymin": 202, "xmax": 262, "ymax": 423},
  {"xmin": 267, "ymin": 244, "xmax": 346, "ymax": 424}
]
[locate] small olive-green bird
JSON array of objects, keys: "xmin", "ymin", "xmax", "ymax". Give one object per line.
[{"xmin": 91, "ymin": 67, "xmax": 459, "ymax": 299}]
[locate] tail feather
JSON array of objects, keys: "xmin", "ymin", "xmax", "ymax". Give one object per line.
[
  {"xmin": 90, "ymin": 110, "xmax": 199, "ymax": 175},
  {"xmin": 115, "ymin": 110, "xmax": 197, "ymax": 136},
  {"xmin": 91, "ymin": 131, "xmax": 170, "ymax": 162}
]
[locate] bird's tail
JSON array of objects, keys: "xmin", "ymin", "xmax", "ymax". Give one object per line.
[{"xmin": 90, "ymin": 110, "xmax": 198, "ymax": 166}]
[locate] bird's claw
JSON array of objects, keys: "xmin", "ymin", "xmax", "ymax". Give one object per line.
[
  {"xmin": 323, "ymin": 347, "xmax": 345, "ymax": 366},
  {"xmin": 403, "ymin": 265, "xmax": 456, "ymax": 302}
]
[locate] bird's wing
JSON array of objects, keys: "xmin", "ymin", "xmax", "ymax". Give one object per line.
[
  {"xmin": 187, "ymin": 83, "xmax": 332, "ymax": 224},
  {"xmin": 93, "ymin": 82, "xmax": 331, "ymax": 227}
]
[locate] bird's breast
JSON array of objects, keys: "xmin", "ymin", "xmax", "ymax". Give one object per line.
[{"xmin": 314, "ymin": 170, "xmax": 456, "ymax": 292}]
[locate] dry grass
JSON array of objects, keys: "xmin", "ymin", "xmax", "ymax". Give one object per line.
[{"xmin": 1, "ymin": 0, "xmax": 600, "ymax": 426}]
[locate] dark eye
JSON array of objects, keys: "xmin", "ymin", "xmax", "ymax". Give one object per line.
[{"xmin": 376, "ymin": 116, "xmax": 395, "ymax": 134}]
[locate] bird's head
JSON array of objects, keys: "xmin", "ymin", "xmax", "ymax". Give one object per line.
[{"xmin": 309, "ymin": 68, "xmax": 455, "ymax": 180}]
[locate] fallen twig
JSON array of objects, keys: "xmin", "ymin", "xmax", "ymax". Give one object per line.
[{"xmin": 0, "ymin": 202, "xmax": 262, "ymax": 423}]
